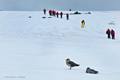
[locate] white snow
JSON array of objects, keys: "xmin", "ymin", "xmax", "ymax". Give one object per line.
[{"xmin": 0, "ymin": 11, "xmax": 120, "ymax": 80}]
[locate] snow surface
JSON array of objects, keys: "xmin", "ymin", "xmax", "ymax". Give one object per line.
[{"xmin": 0, "ymin": 11, "xmax": 120, "ymax": 80}]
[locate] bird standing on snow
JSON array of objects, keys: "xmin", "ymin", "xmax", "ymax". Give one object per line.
[{"xmin": 66, "ymin": 58, "xmax": 79, "ymax": 70}]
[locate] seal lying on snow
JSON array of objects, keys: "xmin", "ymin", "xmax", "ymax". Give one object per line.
[{"xmin": 86, "ymin": 67, "xmax": 98, "ymax": 74}]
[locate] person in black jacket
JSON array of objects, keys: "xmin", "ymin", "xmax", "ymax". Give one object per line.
[{"xmin": 86, "ymin": 67, "xmax": 98, "ymax": 74}]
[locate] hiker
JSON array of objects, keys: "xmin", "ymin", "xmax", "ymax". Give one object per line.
[
  {"xmin": 53, "ymin": 10, "xmax": 56, "ymax": 16},
  {"xmin": 60, "ymin": 12, "xmax": 63, "ymax": 18},
  {"xmin": 43, "ymin": 9, "xmax": 46, "ymax": 14},
  {"xmin": 66, "ymin": 13, "xmax": 69, "ymax": 20},
  {"xmin": 106, "ymin": 29, "xmax": 111, "ymax": 39},
  {"xmin": 81, "ymin": 20, "xmax": 85, "ymax": 28},
  {"xmin": 86, "ymin": 67, "xmax": 98, "ymax": 74},
  {"xmin": 111, "ymin": 29, "xmax": 115, "ymax": 39},
  {"xmin": 51, "ymin": 10, "xmax": 53, "ymax": 16},
  {"xmin": 56, "ymin": 12, "xmax": 59, "ymax": 18},
  {"xmin": 49, "ymin": 10, "xmax": 52, "ymax": 16}
]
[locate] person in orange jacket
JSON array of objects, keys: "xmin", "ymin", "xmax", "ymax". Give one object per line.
[
  {"xmin": 106, "ymin": 29, "xmax": 111, "ymax": 39},
  {"xmin": 66, "ymin": 13, "xmax": 69, "ymax": 20},
  {"xmin": 43, "ymin": 9, "xmax": 46, "ymax": 14},
  {"xmin": 60, "ymin": 12, "xmax": 63, "ymax": 18}
]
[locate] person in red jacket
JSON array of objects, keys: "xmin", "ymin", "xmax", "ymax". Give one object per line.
[
  {"xmin": 111, "ymin": 29, "xmax": 115, "ymax": 39},
  {"xmin": 106, "ymin": 29, "xmax": 111, "ymax": 39},
  {"xmin": 66, "ymin": 13, "xmax": 69, "ymax": 20},
  {"xmin": 56, "ymin": 12, "xmax": 59, "ymax": 18},
  {"xmin": 60, "ymin": 12, "xmax": 63, "ymax": 18},
  {"xmin": 51, "ymin": 10, "xmax": 53, "ymax": 16},
  {"xmin": 49, "ymin": 10, "xmax": 52, "ymax": 16},
  {"xmin": 53, "ymin": 10, "xmax": 56, "ymax": 16},
  {"xmin": 43, "ymin": 9, "xmax": 46, "ymax": 14}
]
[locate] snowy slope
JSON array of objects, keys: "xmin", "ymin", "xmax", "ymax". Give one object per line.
[{"xmin": 0, "ymin": 11, "xmax": 120, "ymax": 80}]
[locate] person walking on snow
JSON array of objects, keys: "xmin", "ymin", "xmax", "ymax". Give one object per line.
[
  {"xmin": 56, "ymin": 12, "xmax": 59, "ymax": 18},
  {"xmin": 106, "ymin": 29, "xmax": 111, "ymax": 39},
  {"xmin": 53, "ymin": 11, "xmax": 56, "ymax": 16},
  {"xmin": 111, "ymin": 29, "xmax": 115, "ymax": 39},
  {"xmin": 43, "ymin": 9, "xmax": 46, "ymax": 14},
  {"xmin": 60, "ymin": 12, "xmax": 63, "ymax": 18},
  {"xmin": 81, "ymin": 20, "xmax": 85, "ymax": 28},
  {"xmin": 66, "ymin": 13, "xmax": 69, "ymax": 20},
  {"xmin": 49, "ymin": 10, "xmax": 52, "ymax": 16}
]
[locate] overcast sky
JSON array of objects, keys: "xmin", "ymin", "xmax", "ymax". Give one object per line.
[{"xmin": 0, "ymin": 0, "xmax": 120, "ymax": 11}]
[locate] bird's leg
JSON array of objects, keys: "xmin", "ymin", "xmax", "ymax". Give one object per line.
[{"xmin": 70, "ymin": 67, "xmax": 71, "ymax": 70}]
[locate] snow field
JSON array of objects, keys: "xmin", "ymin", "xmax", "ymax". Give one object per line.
[{"xmin": 0, "ymin": 11, "xmax": 120, "ymax": 80}]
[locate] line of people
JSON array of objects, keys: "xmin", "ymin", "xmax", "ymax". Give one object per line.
[
  {"xmin": 106, "ymin": 29, "xmax": 115, "ymax": 39},
  {"xmin": 44, "ymin": 9, "xmax": 116, "ymax": 40},
  {"xmin": 44, "ymin": 9, "xmax": 85, "ymax": 28},
  {"xmin": 43, "ymin": 9, "xmax": 69, "ymax": 20}
]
